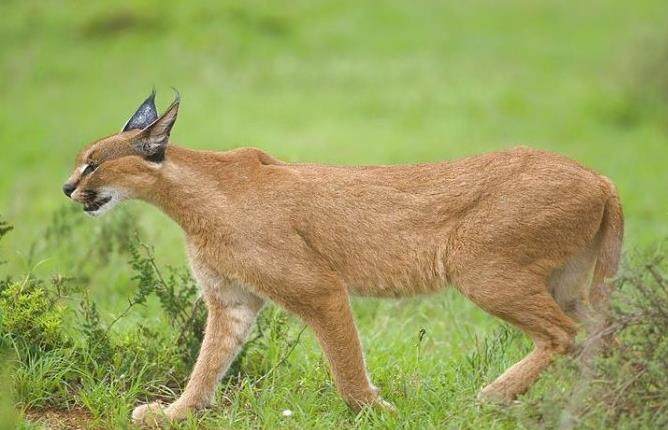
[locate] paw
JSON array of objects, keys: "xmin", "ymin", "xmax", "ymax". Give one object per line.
[
  {"xmin": 351, "ymin": 395, "xmax": 397, "ymax": 414},
  {"xmin": 368, "ymin": 385, "xmax": 395, "ymax": 412},
  {"xmin": 132, "ymin": 402, "xmax": 169, "ymax": 427},
  {"xmin": 374, "ymin": 397, "xmax": 397, "ymax": 413}
]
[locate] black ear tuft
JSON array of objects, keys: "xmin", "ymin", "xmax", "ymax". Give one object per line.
[
  {"xmin": 131, "ymin": 90, "xmax": 180, "ymax": 161},
  {"xmin": 121, "ymin": 89, "xmax": 158, "ymax": 132}
]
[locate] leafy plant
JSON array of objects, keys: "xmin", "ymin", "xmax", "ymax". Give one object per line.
[
  {"xmin": 125, "ymin": 237, "xmax": 206, "ymax": 368},
  {"xmin": 0, "ymin": 278, "xmax": 69, "ymax": 352},
  {"xmin": 0, "ymin": 208, "xmax": 210, "ymax": 419}
]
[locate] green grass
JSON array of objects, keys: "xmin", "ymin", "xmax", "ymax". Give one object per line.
[{"xmin": 1, "ymin": 1, "xmax": 667, "ymax": 428}]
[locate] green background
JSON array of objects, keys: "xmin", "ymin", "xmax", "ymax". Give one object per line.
[{"xmin": 1, "ymin": 1, "xmax": 667, "ymax": 428}]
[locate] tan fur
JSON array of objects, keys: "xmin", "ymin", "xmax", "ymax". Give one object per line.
[{"xmin": 64, "ymin": 99, "xmax": 623, "ymax": 425}]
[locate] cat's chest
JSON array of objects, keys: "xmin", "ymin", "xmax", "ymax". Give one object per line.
[
  {"xmin": 186, "ymin": 241, "xmax": 230, "ymax": 291},
  {"xmin": 185, "ymin": 240, "xmax": 259, "ymax": 302}
]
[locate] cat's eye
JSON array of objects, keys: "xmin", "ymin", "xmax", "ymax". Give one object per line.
[{"xmin": 83, "ymin": 163, "xmax": 97, "ymax": 175}]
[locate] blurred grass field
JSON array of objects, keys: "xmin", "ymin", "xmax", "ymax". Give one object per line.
[{"xmin": 1, "ymin": 1, "xmax": 667, "ymax": 429}]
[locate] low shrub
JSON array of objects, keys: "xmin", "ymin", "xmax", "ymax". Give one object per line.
[
  {"xmin": 518, "ymin": 248, "xmax": 668, "ymax": 429},
  {"xmin": 0, "ymin": 210, "xmax": 209, "ymax": 425},
  {"xmin": 0, "ymin": 278, "xmax": 69, "ymax": 352}
]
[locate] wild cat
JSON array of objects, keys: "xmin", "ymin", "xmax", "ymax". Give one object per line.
[{"xmin": 63, "ymin": 91, "xmax": 623, "ymax": 425}]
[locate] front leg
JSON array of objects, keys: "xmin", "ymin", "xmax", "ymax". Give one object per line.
[
  {"xmin": 279, "ymin": 289, "xmax": 393, "ymax": 412},
  {"xmin": 132, "ymin": 280, "xmax": 264, "ymax": 425}
]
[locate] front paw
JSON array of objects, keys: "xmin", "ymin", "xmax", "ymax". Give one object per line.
[
  {"xmin": 348, "ymin": 393, "xmax": 397, "ymax": 414},
  {"xmin": 132, "ymin": 402, "xmax": 169, "ymax": 427},
  {"xmin": 373, "ymin": 397, "xmax": 397, "ymax": 414}
]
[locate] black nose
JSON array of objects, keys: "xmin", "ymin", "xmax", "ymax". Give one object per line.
[{"xmin": 63, "ymin": 183, "xmax": 76, "ymax": 197}]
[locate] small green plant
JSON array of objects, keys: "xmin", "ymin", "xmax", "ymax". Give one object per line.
[
  {"xmin": 0, "ymin": 209, "xmax": 211, "ymax": 424},
  {"xmin": 0, "ymin": 278, "xmax": 69, "ymax": 352},
  {"xmin": 463, "ymin": 324, "xmax": 528, "ymax": 387},
  {"xmin": 120, "ymin": 237, "xmax": 206, "ymax": 369}
]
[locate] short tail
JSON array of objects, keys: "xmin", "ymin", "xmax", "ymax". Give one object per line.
[{"xmin": 590, "ymin": 176, "xmax": 624, "ymax": 311}]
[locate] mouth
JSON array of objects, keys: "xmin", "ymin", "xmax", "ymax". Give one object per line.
[{"xmin": 83, "ymin": 196, "xmax": 112, "ymax": 213}]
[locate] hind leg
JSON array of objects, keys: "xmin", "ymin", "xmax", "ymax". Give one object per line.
[
  {"xmin": 549, "ymin": 245, "xmax": 615, "ymax": 352},
  {"xmin": 548, "ymin": 246, "xmax": 597, "ymax": 326},
  {"xmin": 458, "ymin": 269, "xmax": 578, "ymax": 403}
]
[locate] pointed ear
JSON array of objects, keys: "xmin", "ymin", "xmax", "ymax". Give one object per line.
[
  {"xmin": 132, "ymin": 93, "xmax": 180, "ymax": 162},
  {"xmin": 122, "ymin": 90, "xmax": 158, "ymax": 132}
]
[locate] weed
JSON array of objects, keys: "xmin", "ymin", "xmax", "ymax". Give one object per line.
[
  {"xmin": 0, "ymin": 211, "xmax": 211, "ymax": 424},
  {"xmin": 0, "ymin": 278, "xmax": 69, "ymax": 352}
]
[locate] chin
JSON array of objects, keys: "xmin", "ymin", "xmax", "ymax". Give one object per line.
[
  {"xmin": 83, "ymin": 189, "xmax": 125, "ymax": 217},
  {"xmin": 84, "ymin": 203, "xmax": 114, "ymax": 217}
]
